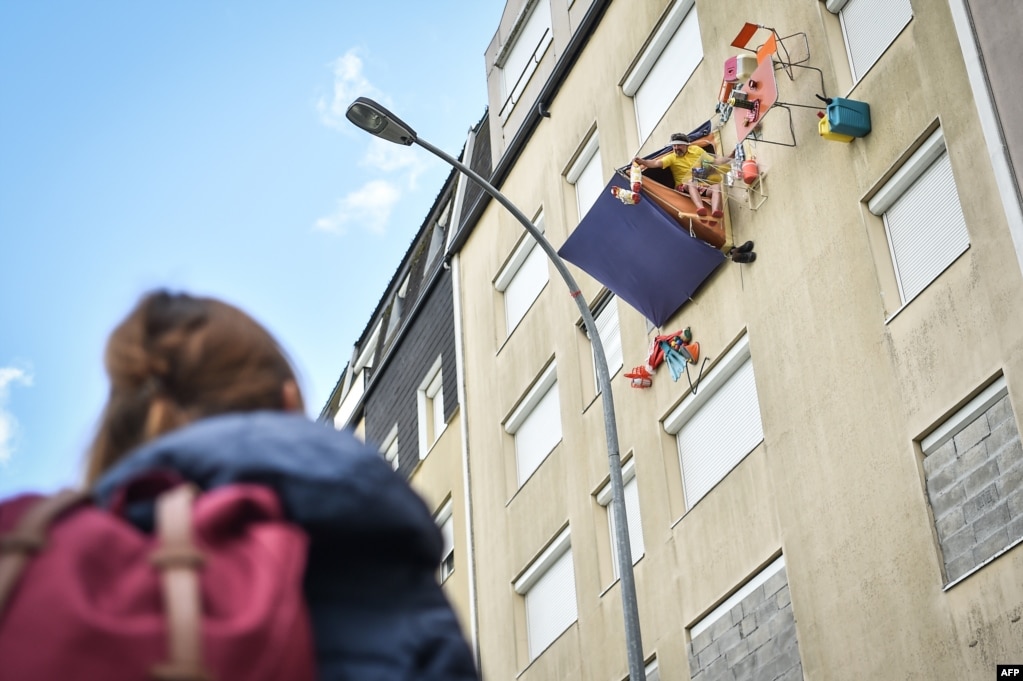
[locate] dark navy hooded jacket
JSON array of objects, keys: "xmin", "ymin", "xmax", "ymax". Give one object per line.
[{"xmin": 93, "ymin": 411, "xmax": 479, "ymax": 681}]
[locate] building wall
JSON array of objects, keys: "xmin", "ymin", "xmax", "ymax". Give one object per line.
[
  {"xmin": 485, "ymin": 0, "xmax": 596, "ymax": 159},
  {"xmin": 364, "ymin": 267, "xmax": 458, "ymax": 476},
  {"xmin": 457, "ymin": 0, "xmax": 1023, "ymax": 679},
  {"xmin": 407, "ymin": 406, "xmax": 474, "ymax": 642},
  {"xmin": 962, "ymin": 0, "xmax": 1023, "ymax": 197}
]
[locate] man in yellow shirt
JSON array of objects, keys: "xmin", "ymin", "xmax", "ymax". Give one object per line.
[{"xmin": 633, "ymin": 132, "xmax": 732, "ymax": 219}]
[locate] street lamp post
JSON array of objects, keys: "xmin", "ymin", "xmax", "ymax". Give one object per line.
[{"xmin": 346, "ymin": 97, "xmax": 645, "ymax": 680}]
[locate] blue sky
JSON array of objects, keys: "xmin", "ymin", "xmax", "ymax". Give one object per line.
[{"xmin": 0, "ymin": 1, "xmax": 504, "ymax": 496}]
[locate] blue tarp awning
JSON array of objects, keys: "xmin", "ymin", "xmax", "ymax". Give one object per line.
[{"xmin": 558, "ymin": 173, "xmax": 725, "ymax": 328}]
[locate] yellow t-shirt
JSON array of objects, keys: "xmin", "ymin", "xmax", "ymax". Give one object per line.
[{"xmin": 660, "ymin": 146, "xmax": 721, "ymax": 187}]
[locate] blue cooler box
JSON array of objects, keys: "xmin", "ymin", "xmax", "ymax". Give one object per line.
[{"xmin": 827, "ymin": 98, "xmax": 871, "ymax": 137}]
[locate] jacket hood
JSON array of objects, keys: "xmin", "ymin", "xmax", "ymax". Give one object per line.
[{"xmin": 93, "ymin": 411, "xmax": 442, "ymax": 567}]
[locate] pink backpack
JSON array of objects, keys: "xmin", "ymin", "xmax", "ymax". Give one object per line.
[{"xmin": 0, "ymin": 482, "xmax": 317, "ymax": 681}]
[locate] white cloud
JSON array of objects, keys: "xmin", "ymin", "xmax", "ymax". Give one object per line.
[
  {"xmin": 317, "ymin": 49, "xmax": 388, "ymax": 131},
  {"xmin": 0, "ymin": 365, "xmax": 34, "ymax": 465},
  {"xmin": 314, "ymin": 180, "xmax": 401, "ymax": 236},
  {"xmin": 361, "ymin": 138, "xmax": 433, "ymax": 190},
  {"xmin": 316, "ymin": 49, "xmax": 435, "ymax": 235}
]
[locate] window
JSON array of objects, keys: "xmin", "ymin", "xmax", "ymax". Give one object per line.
[
  {"xmin": 567, "ymin": 131, "xmax": 603, "ymax": 221},
  {"xmin": 868, "ymin": 128, "xmax": 969, "ymax": 307},
  {"xmin": 336, "ymin": 321, "xmax": 381, "ymax": 429},
  {"xmin": 921, "ymin": 376, "xmax": 1023, "ymax": 586},
  {"xmin": 385, "ymin": 273, "xmax": 412, "ymax": 342},
  {"xmin": 597, "ymin": 459, "xmax": 645, "ymax": 579},
  {"xmin": 514, "ymin": 528, "xmax": 578, "ymax": 660},
  {"xmin": 664, "ymin": 334, "xmax": 764, "ymax": 510},
  {"xmin": 334, "ymin": 368, "xmax": 366, "ymax": 430},
  {"xmin": 425, "ymin": 219, "xmax": 446, "ymax": 268},
  {"xmin": 417, "ymin": 357, "xmax": 446, "ymax": 458},
  {"xmin": 435, "ymin": 500, "xmax": 455, "ymax": 583},
  {"xmin": 688, "ymin": 556, "xmax": 802, "ymax": 681},
  {"xmin": 622, "ymin": 0, "xmax": 702, "ymax": 144},
  {"xmin": 618, "ymin": 659, "xmax": 660, "ymax": 681},
  {"xmin": 505, "ymin": 362, "xmax": 562, "ymax": 486},
  {"xmin": 498, "ymin": 0, "xmax": 553, "ymax": 116},
  {"xmin": 380, "ymin": 425, "xmax": 399, "ymax": 471},
  {"xmin": 828, "ymin": 0, "xmax": 912, "ymax": 82},
  {"xmin": 495, "ymin": 214, "xmax": 549, "ymax": 335},
  {"xmin": 590, "ymin": 294, "xmax": 623, "ymax": 390}
]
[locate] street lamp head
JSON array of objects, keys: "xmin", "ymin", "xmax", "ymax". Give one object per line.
[{"xmin": 345, "ymin": 97, "xmax": 417, "ymax": 146}]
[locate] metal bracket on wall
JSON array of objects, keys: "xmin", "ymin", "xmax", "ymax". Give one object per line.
[
  {"xmin": 683, "ymin": 356, "xmax": 711, "ymax": 396},
  {"xmin": 726, "ymin": 169, "xmax": 768, "ymax": 211}
]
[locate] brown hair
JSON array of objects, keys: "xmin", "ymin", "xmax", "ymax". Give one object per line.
[{"xmin": 84, "ymin": 290, "xmax": 303, "ymax": 484}]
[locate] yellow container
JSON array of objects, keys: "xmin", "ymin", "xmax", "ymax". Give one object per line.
[{"xmin": 819, "ymin": 116, "xmax": 854, "ymax": 143}]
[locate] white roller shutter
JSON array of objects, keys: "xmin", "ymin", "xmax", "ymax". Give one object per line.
[
  {"xmin": 623, "ymin": 476, "xmax": 644, "ymax": 561},
  {"xmin": 594, "ymin": 297, "xmax": 623, "ymax": 386},
  {"xmin": 632, "ymin": 2, "xmax": 701, "ymax": 143},
  {"xmin": 524, "ymin": 545, "xmax": 577, "ymax": 659},
  {"xmin": 610, "ymin": 475, "xmax": 645, "ymax": 574},
  {"xmin": 677, "ymin": 355, "xmax": 763, "ymax": 508},
  {"xmin": 500, "ymin": 0, "xmax": 553, "ymax": 107},
  {"xmin": 503, "ymin": 241, "xmax": 549, "ymax": 333},
  {"xmin": 597, "ymin": 461, "xmax": 645, "ymax": 576},
  {"xmin": 840, "ymin": 0, "xmax": 912, "ymax": 81},
  {"xmin": 514, "ymin": 381, "xmax": 562, "ymax": 485},
  {"xmin": 574, "ymin": 147, "xmax": 604, "ymax": 219},
  {"xmin": 884, "ymin": 151, "xmax": 969, "ymax": 304}
]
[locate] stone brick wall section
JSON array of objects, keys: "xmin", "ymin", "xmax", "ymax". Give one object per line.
[
  {"xmin": 688, "ymin": 568, "xmax": 803, "ymax": 681},
  {"xmin": 923, "ymin": 394, "xmax": 1023, "ymax": 584}
]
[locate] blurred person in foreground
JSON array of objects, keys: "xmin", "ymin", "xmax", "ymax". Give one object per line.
[{"xmin": 86, "ymin": 290, "xmax": 479, "ymax": 681}]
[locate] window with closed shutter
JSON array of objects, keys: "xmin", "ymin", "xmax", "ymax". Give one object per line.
[
  {"xmin": 514, "ymin": 529, "xmax": 578, "ymax": 660},
  {"xmin": 498, "ymin": 0, "xmax": 553, "ymax": 116},
  {"xmin": 834, "ymin": 0, "xmax": 912, "ymax": 81},
  {"xmin": 506, "ymin": 363, "xmax": 562, "ymax": 487},
  {"xmin": 869, "ymin": 129, "xmax": 969, "ymax": 307},
  {"xmin": 592, "ymin": 295, "xmax": 623, "ymax": 390},
  {"xmin": 623, "ymin": 0, "xmax": 702, "ymax": 144},
  {"xmin": 496, "ymin": 215, "xmax": 549, "ymax": 336},
  {"xmin": 567, "ymin": 133, "xmax": 603, "ymax": 221},
  {"xmin": 664, "ymin": 335, "xmax": 764, "ymax": 510},
  {"xmin": 513, "ymin": 381, "xmax": 561, "ymax": 485},
  {"xmin": 597, "ymin": 460, "xmax": 645, "ymax": 579}
]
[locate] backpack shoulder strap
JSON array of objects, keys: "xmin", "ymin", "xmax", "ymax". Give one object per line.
[
  {"xmin": 149, "ymin": 484, "xmax": 214, "ymax": 681},
  {"xmin": 0, "ymin": 489, "xmax": 91, "ymax": 615}
]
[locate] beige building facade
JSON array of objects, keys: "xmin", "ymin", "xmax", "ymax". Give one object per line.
[{"xmin": 451, "ymin": 0, "xmax": 1023, "ymax": 679}]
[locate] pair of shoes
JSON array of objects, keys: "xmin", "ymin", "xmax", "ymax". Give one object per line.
[
  {"xmin": 729, "ymin": 240, "xmax": 754, "ymax": 255},
  {"xmin": 625, "ymin": 366, "xmax": 652, "ymax": 380},
  {"xmin": 712, "ymin": 209, "xmax": 724, "ymax": 218},
  {"xmin": 732, "ymin": 251, "xmax": 756, "ymax": 264},
  {"xmin": 696, "ymin": 207, "xmax": 709, "ymax": 217}
]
